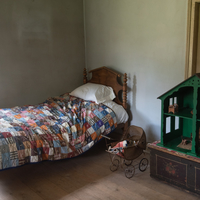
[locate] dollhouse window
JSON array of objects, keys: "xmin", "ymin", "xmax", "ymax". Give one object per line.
[
  {"xmin": 169, "ymin": 97, "xmax": 177, "ymax": 105},
  {"xmin": 166, "ymin": 117, "xmax": 171, "ymax": 133},
  {"xmin": 175, "ymin": 116, "xmax": 179, "ymax": 130},
  {"xmin": 169, "ymin": 98, "xmax": 173, "ymax": 105},
  {"xmin": 174, "ymin": 97, "xmax": 177, "ymax": 104}
]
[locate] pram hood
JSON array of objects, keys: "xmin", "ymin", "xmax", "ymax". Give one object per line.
[{"xmin": 123, "ymin": 126, "xmax": 146, "ymax": 160}]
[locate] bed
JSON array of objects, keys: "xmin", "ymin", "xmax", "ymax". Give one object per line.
[{"xmin": 0, "ymin": 66, "xmax": 128, "ymax": 170}]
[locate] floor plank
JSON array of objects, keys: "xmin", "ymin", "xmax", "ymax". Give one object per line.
[
  {"xmin": 0, "ymin": 168, "xmax": 43, "ymax": 200},
  {"xmin": 0, "ymin": 139, "xmax": 199, "ymax": 200}
]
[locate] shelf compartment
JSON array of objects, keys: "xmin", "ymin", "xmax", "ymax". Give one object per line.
[
  {"xmin": 164, "ymin": 107, "xmax": 193, "ymax": 120},
  {"xmin": 159, "ymin": 136, "xmax": 192, "ymax": 154}
]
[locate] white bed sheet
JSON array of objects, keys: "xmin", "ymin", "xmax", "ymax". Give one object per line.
[{"xmin": 103, "ymin": 100, "xmax": 128, "ymax": 124}]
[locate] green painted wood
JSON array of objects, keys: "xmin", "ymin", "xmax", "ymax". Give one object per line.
[
  {"xmin": 160, "ymin": 100, "xmax": 164, "ymax": 144},
  {"xmin": 158, "ymin": 74, "xmax": 200, "ymax": 157},
  {"xmin": 191, "ymin": 79, "xmax": 198, "ymax": 155}
]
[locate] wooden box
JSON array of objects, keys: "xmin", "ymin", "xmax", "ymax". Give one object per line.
[{"xmin": 148, "ymin": 141, "xmax": 200, "ymax": 196}]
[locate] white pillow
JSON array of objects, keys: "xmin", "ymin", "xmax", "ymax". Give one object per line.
[
  {"xmin": 69, "ymin": 83, "xmax": 116, "ymax": 104},
  {"xmin": 103, "ymin": 100, "xmax": 129, "ymax": 124}
]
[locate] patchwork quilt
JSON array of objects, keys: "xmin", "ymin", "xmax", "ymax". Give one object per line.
[{"xmin": 0, "ymin": 93, "xmax": 117, "ymax": 170}]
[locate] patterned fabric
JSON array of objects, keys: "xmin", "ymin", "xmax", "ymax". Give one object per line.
[
  {"xmin": 107, "ymin": 140, "xmax": 138, "ymax": 157},
  {"xmin": 0, "ymin": 93, "xmax": 117, "ymax": 170}
]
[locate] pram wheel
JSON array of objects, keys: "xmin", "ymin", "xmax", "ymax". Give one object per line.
[
  {"xmin": 125, "ymin": 165, "xmax": 135, "ymax": 179},
  {"xmin": 139, "ymin": 158, "xmax": 148, "ymax": 172},
  {"xmin": 110, "ymin": 159, "xmax": 119, "ymax": 172},
  {"xmin": 124, "ymin": 159, "xmax": 133, "ymax": 166}
]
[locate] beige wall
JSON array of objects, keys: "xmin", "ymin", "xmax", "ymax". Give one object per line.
[
  {"xmin": 0, "ymin": 0, "xmax": 189, "ymax": 141},
  {"xmin": 84, "ymin": 0, "xmax": 188, "ymax": 141},
  {"xmin": 0, "ymin": 0, "xmax": 85, "ymax": 108}
]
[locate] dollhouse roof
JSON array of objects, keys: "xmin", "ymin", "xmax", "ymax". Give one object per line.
[{"xmin": 157, "ymin": 73, "xmax": 200, "ymax": 99}]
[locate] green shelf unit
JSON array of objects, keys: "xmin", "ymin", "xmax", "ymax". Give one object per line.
[
  {"xmin": 164, "ymin": 107, "xmax": 193, "ymax": 120},
  {"xmin": 158, "ymin": 74, "xmax": 200, "ymax": 156},
  {"xmin": 157, "ymin": 137, "xmax": 192, "ymax": 154}
]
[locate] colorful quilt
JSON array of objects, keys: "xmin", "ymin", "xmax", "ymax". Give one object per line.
[{"xmin": 0, "ymin": 93, "xmax": 117, "ymax": 170}]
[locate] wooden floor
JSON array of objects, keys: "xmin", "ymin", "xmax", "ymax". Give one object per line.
[{"xmin": 0, "ymin": 139, "xmax": 199, "ymax": 200}]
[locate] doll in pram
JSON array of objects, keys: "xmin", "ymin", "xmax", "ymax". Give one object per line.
[{"xmin": 102, "ymin": 125, "xmax": 148, "ymax": 178}]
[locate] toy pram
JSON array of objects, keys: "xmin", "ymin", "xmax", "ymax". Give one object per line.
[{"xmin": 103, "ymin": 125, "xmax": 148, "ymax": 178}]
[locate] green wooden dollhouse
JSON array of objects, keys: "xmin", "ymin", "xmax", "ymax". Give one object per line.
[
  {"xmin": 148, "ymin": 73, "xmax": 200, "ymax": 195},
  {"xmin": 157, "ymin": 73, "xmax": 200, "ymax": 157}
]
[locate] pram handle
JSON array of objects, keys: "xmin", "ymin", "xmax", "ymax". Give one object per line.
[
  {"xmin": 101, "ymin": 135, "xmax": 119, "ymax": 141},
  {"xmin": 101, "ymin": 135, "xmax": 112, "ymax": 140}
]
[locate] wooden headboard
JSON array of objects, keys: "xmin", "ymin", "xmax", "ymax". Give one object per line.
[{"xmin": 83, "ymin": 66, "xmax": 127, "ymax": 110}]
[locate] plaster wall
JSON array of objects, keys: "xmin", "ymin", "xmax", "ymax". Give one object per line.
[
  {"xmin": 0, "ymin": 0, "xmax": 85, "ymax": 107},
  {"xmin": 84, "ymin": 0, "xmax": 188, "ymax": 141}
]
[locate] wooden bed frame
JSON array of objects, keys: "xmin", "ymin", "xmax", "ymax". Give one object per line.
[{"xmin": 83, "ymin": 66, "xmax": 128, "ymax": 133}]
